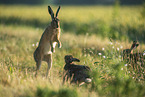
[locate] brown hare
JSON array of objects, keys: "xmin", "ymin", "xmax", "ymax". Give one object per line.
[
  {"xmin": 123, "ymin": 41, "xmax": 144, "ymax": 67},
  {"xmin": 33, "ymin": 6, "xmax": 61, "ymax": 78},
  {"xmin": 123, "ymin": 41, "xmax": 139, "ymax": 60},
  {"xmin": 63, "ymin": 55, "xmax": 92, "ymax": 86}
]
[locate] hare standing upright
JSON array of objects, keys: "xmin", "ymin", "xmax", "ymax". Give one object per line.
[{"xmin": 34, "ymin": 6, "xmax": 61, "ymax": 78}]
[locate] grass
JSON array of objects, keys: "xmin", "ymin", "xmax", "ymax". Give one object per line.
[{"xmin": 0, "ymin": 5, "xmax": 145, "ymax": 97}]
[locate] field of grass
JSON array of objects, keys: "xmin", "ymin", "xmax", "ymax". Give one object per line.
[{"xmin": 0, "ymin": 5, "xmax": 145, "ymax": 97}]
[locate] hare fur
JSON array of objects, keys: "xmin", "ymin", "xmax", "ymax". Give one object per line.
[
  {"xmin": 33, "ymin": 6, "xmax": 61, "ymax": 77},
  {"xmin": 63, "ymin": 55, "xmax": 91, "ymax": 86},
  {"xmin": 123, "ymin": 41, "xmax": 144, "ymax": 66}
]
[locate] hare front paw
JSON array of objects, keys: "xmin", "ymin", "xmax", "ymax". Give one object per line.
[
  {"xmin": 58, "ymin": 42, "xmax": 62, "ymax": 48},
  {"xmin": 51, "ymin": 47, "xmax": 55, "ymax": 53}
]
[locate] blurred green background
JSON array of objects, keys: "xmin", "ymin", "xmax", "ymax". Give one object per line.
[
  {"xmin": 0, "ymin": 0, "xmax": 145, "ymax": 42},
  {"xmin": 0, "ymin": 0, "xmax": 144, "ymax": 5}
]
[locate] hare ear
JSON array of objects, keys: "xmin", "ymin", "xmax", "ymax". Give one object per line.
[
  {"xmin": 136, "ymin": 44, "xmax": 139, "ymax": 48},
  {"xmin": 131, "ymin": 41, "xmax": 139, "ymax": 50},
  {"xmin": 72, "ymin": 58, "xmax": 80, "ymax": 62},
  {"xmin": 48, "ymin": 6, "xmax": 54, "ymax": 19},
  {"xmin": 56, "ymin": 6, "xmax": 60, "ymax": 17}
]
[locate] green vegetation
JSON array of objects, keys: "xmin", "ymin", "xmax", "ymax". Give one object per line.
[{"xmin": 0, "ymin": 5, "xmax": 145, "ymax": 97}]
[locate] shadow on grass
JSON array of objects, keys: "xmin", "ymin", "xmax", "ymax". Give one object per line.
[
  {"xmin": 1, "ymin": 16, "xmax": 145, "ymax": 42},
  {"xmin": 0, "ymin": 16, "xmax": 47, "ymax": 28},
  {"xmin": 36, "ymin": 87, "xmax": 78, "ymax": 97}
]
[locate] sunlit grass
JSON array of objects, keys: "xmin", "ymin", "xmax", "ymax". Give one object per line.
[
  {"xmin": 1, "ymin": 5, "xmax": 144, "ymax": 41},
  {"xmin": 0, "ymin": 5, "xmax": 143, "ymax": 24},
  {"xmin": 0, "ymin": 5, "xmax": 145, "ymax": 97}
]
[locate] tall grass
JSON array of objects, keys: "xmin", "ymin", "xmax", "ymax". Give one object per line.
[{"xmin": 0, "ymin": 5, "xmax": 145, "ymax": 97}]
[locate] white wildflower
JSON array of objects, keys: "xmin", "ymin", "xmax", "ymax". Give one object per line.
[
  {"xmin": 143, "ymin": 52, "xmax": 145, "ymax": 56},
  {"xmin": 109, "ymin": 42, "xmax": 113, "ymax": 45},
  {"xmin": 124, "ymin": 64, "xmax": 127, "ymax": 66},
  {"xmin": 112, "ymin": 46, "xmax": 114, "ymax": 49},
  {"xmin": 102, "ymin": 48, "xmax": 105, "ymax": 51},
  {"xmin": 133, "ymin": 77, "xmax": 135, "ymax": 79},
  {"xmin": 98, "ymin": 53, "xmax": 102, "ymax": 55},
  {"xmin": 103, "ymin": 56, "xmax": 106, "ymax": 58},
  {"xmin": 117, "ymin": 47, "xmax": 120, "ymax": 51},
  {"xmin": 32, "ymin": 44, "xmax": 35, "ymax": 47},
  {"xmin": 128, "ymin": 71, "xmax": 130, "ymax": 73},
  {"xmin": 121, "ymin": 68, "xmax": 123, "ymax": 70}
]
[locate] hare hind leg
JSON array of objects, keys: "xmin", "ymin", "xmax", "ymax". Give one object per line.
[
  {"xmin": 34, "ymin": 48, "xmax": 42, "ymax": 77},
  {"xmin": 35, "ymin": 60, "xmax": 42, "ymax": 77},
  {"xmin": 43, "ymin": 54, "xmax": 52, "ymax": 78}
]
